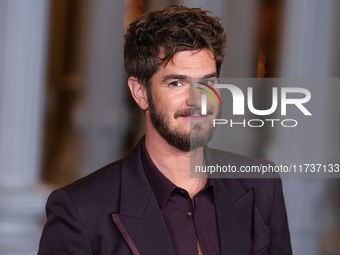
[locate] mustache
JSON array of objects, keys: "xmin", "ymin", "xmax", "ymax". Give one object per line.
[{"xmin": 174, "ymin": 106, "xmax": 214, "ymax": 118}]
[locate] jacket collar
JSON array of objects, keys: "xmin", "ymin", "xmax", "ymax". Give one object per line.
[
  {"xmin": 205, "ymin": 146, "xmax": 255, "ymax": 254},
  {"xmin": 118, "ymin": 139, "xmax": 152, "ymax": 218},
  {"xmin": 204, "ymin": 145, "xmax": 250, "ymax": 201}
]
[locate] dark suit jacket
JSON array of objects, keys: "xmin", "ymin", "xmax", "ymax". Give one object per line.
[{"xmin": 38, "ymin": 139, "xmax": 292, "ymax": 255}]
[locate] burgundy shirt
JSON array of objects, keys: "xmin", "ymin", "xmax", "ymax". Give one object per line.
[{"xmin": 141, "ymin": 140, "xmax": 220, "ymax": 255}]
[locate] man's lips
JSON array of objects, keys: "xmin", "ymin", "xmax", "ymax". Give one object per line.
[
  {"xmin": 174, "ymin": 107, "xmax": 213, "ymax": 119},
  {"xmin": 180, "ymin": 114, "xmax": 207, "ymax": 121}
]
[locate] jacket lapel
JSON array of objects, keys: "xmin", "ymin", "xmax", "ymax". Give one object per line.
[
  {"xmin": 111, "ymin": 140, "xmax": 176, "ymax": 255},
  {"xmin": 205, "ymin": 147, "xmax": 254, "ymax": 255},
  {"xmin": 215, "ymin": 179, "xmax": 254, "ymax": 255}
]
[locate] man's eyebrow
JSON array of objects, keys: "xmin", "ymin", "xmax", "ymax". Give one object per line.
[
  {"xmin": 161, "ymin": 72, "xmax": 218, "ymax": 83},
  {"xmin": 201, "ymin": 72, "xmax": 218, "ymax": 79},
  {"xmin": 162, "ymin": 74, "xmax": 189, "ymax": 83}
]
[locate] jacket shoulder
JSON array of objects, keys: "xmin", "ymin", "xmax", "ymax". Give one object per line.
[{"xmin": 58, "ymin": 159, "xmax": 122, "ymax": 212}]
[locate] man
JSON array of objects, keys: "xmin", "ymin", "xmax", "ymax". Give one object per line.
[{"xmin": 38, "ymin": 5, "xmax": 292, "ymax": 255}]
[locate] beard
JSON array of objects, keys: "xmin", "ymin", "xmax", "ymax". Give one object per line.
[{"xmin": 148, "ymin": 92, "xmax": 220, "ymax": 152}]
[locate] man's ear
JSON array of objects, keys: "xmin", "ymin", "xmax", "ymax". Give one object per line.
[{"xmin": 128, "ymin": 77, "xmax": 149, "ymax": 110}]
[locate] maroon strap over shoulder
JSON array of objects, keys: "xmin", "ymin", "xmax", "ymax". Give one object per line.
[{"xmin": 111, "ymin": 213, "xmax": 141, "ymax": 255}]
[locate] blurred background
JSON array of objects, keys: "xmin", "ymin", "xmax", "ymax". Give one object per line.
[{"xmin": 0, "ymin": 0, "xmax": 339, "ymax": 254}]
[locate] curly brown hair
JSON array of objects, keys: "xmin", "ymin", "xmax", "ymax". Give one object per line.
[{"xmin": 124, "ymin": 5, "xmax": 227, "ymax": 87}]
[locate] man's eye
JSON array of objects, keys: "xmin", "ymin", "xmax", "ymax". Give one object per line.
[
  {"xmin": 169, "ymin": 81, "xmax": 183, "ymax": 87},
  {"xmin": 200, "ymin": 79, "xmax": 216, "ymax": 86}
]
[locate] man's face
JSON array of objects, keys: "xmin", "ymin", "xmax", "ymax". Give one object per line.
[{"xmin": 147, "ymin": 48, "xmax": 221, "ymax": 151}]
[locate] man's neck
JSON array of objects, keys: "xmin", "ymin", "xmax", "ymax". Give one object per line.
[{"xmin": 145, "ymin": 133, "xmax": 206, "ymax": 198}]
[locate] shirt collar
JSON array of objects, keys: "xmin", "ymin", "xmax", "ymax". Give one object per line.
[{"xmin": 140, "ymin": 136, "xmax": 216, "ymax": 208}]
